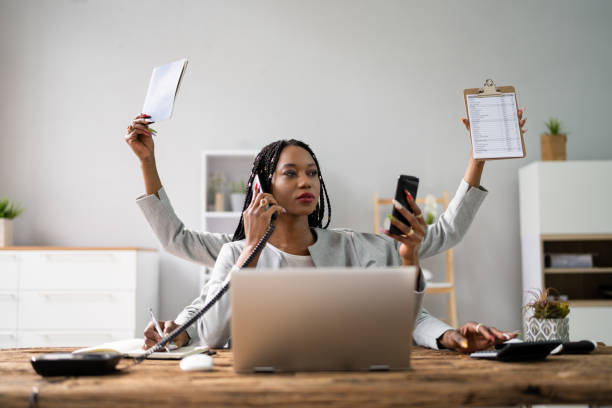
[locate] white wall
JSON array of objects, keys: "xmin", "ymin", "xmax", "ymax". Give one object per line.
[{"xmin": 1, "ymin": 0, "xmax": 611, "ymax": 332}]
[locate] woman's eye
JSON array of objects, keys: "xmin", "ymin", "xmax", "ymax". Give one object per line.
[
  {"xmin": 284, "ymin": 171, "xmax": 296, "ymax": 177},
  {"xmin": 308, "ymin": 170, "xmax": 319, "ymax": 177}
]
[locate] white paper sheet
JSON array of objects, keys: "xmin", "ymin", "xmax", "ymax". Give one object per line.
[
  {"xmin": 142, "ymin": 58, "xmax": 188, "ymax": 123},
  {"xmin": 466, "ymin": 93, "xmax": 523, "ymax": 159}
]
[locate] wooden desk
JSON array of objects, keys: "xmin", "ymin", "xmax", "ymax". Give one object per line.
[{"xmin": 1, "ymin": 346, "xmax": 611, "ymax": 407}]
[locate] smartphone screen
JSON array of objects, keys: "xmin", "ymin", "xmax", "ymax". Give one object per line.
[{"xmin": 389, "ymin": 175, "xmax": 419, "ymax": 236}]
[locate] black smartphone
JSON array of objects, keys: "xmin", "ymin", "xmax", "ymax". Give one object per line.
[{"xmin": 389, "ymin": 175, "xmax": 419, "ymax": 236}]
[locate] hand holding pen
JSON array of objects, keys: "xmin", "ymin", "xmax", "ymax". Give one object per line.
[
  {"xmin": 125, "ymin": 113, "xmax": 157, "ymax": 163},
  {"xmin": 148, "ymin": 308, "xmax": 171, "ymax": 352},
  {"xmin": 143, "ymin": 312, "xmax": 190, "ymax": 351}
]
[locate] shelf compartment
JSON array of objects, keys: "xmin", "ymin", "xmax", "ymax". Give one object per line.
[
  {"xmin": 542, "ymin": 237, "xmax": 612, "ymax": 269},
  {"xmin": 544, "ymin": 272, "xmax": 612, "ymax": 301}
]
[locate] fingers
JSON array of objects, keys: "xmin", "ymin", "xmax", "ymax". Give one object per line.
[
  {"xmin": 475, "ymin": 325, "xmax": 495, "ymax": 343},
  {"xmin": 264, "ymin": 204, "xmax": 285, "ymax": 220},
  {"xmin": 461, "ymin": 117, "xmax": 470, "ymax": 131},
  {"xmin": 382, "ymin": 230, "xmax": 410, "ymax": 246},
  {"xmin": 448, "ymin": 330, "xmax": 469, "ymax": 352},
  {"xmin": 248, "ymin": 192, "xmax": 285, "ymax": 214},
  {"xmin": 518, "ymin": 108, "xmax": 527, "ymax": 135},
  {"xmin": 125, "ymin": 124, "xmax": 153, "ymax": 143},
  {"xmin": 133, "ymin": 113, "xmax": 151, "ymax": 121},
  {"xmin": 488, "ymin": 326, "xmax": 518, "ymax": 342},
  {"xmin": 163, "ymin": 321, "xmax": 190, "ymax": 348},
  {"xmin": 126, "ymin": 114, "xmax": 155, "ymax": 144},
  {"xmin": 142, "ymin": 321, "xmax": 161, "ymax": 350},
  {"xmin": 391, "ymin": 198, "xmax": 426, "ymax": 237},
  {"xmin": 404, "ymin": 191, "xmax": 427, "ymax": 230},
  {"xmin": 461, "ymin": 321, "xmax": 495, "ymax": 343}
]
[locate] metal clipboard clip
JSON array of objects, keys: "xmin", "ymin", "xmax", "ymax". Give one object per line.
[{"xmin": 477, "ymin": 79, "xmax": 502, "ymax": 97}]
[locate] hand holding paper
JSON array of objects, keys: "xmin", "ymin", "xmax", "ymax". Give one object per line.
[{"xmin": 142, "ymin": 58, "xmax": 188, "ymax": 123}]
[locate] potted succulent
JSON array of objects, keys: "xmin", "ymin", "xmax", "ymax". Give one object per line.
[
  {"xmin": 208, "ymin": 172, "xmax": 226, "ymax": 212},
  {"xmin": 541, "ymin": 118, "xmax": 567, "ymax": 161},
  {"xmin": 523, "ymin": 288, "xmax": 570, "ymax": 342},
  {"xmin": 230, "ymin": 180, "xmax": 247, "ymax": 212},
  {"xmin": 0, "ymin": 198, "xmax": 24, "ymax": 247}
]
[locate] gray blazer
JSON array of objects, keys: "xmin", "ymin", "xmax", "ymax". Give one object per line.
[{"xmin": 137, "ymin": 179, "xmax": 487, "ymax": 349}]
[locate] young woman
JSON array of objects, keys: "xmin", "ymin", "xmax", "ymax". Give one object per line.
[{"xmin": 126, "ymin": 113, "xmax": 526, "ymax": 352}]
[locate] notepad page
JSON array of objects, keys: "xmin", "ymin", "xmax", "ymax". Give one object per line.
[
  {"xmin": 73, "ymin": 338, "xmax": 208, "ymax": 360},
  {"xmin": 142, "ymin": 58, "xmax": 188, "ymax": 123},
  {"xmin": 466, "ymin": 93, "xmax": 523, "ymax": 159}
]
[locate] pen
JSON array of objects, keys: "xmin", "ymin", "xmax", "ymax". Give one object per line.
[{"xmin": 148, "ymin": 307, "xmax": 170, "ymax": 352}]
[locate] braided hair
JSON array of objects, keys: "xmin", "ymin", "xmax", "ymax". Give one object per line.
[{"xmin": 232, "ymin": 139, "xmax": 331, "ymax": 241}]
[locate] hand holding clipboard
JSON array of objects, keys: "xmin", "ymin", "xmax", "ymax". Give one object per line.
[{"xmin": 463, "ymin": 79, "xmax": 527, "ymax": 160}]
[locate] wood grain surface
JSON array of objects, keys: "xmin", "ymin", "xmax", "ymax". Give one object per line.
[{"xmin": 1, "ymin": 346, "xmax": 611, "ymax": 407}]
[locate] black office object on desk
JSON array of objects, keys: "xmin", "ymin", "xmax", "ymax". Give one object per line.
[
  {"xmin": 471, "ymin": 340, "xmax": 597, "ymax": 362},
  {"xmin": 31, "ymin": 353, "xmax": 122, "ymax": 376}
]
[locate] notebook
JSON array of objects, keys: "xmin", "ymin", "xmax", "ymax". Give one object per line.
[
  {"xmin": 72, "ymin": 338, "xmax": 207, "ymax": 360},
  {"xmin": 142, "ymin": 58, "xmax": 188, "ymax": 123},
  {"xmin": 230, "ymin": 266, "xmax": 419, "ymax": 373}
]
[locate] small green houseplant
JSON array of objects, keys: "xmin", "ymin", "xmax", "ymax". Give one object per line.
[
  {"xmin": 230, "ymin": 180, "xmax": 247, "ymax": 212},
  {"xmin": 523, "ymin": 288, "xmax": 570, "ymax": 341},
  {"xmin": 0, "ymin": 198, "xmax": 24, "ymax": 247},
  {"xmin": 541, "ymin": 117, "xmax": 567, "ymax": 161}
]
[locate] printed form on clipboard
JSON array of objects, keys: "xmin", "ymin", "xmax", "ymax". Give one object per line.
[{"xmin": 464, "ymin": 79, "xmax": 525, "ymax": 160}]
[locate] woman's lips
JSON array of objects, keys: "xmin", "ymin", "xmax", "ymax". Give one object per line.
[{"xmin": 296, "ymin": 193, "xmax": 315, "ymax": 203}]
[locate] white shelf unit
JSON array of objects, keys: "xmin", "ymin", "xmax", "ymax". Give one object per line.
[
  {"xmin": 0, "ymin": 248, "xmax": 158, "ymax": 348},
  {"xmin": 201, "ymin": 150, "xmax": 258, "ymax": 234},
  {"xmin": 200, "ymin": 150, "xmax": 257, "ymax": 283},
  {"xmin": 518, "ymin": 161, "xmax": 612, "ymax": 344}
]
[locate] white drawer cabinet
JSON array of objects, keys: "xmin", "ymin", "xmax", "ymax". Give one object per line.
[{"xmin": 0, "ymin": 248, "xmax": 158, "ymax": 348}]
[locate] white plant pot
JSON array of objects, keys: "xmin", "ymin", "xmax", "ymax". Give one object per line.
[
  {"xmin": 230, "ymin": 193, "xmax": 246, "ymax": 212},
  {"xmin": 524, "ymin": 316, "xmax": 570, "ymax": 342},
  {"xmin": 0, "ymin": 218, "xmax": 13, "ymax": 247}
]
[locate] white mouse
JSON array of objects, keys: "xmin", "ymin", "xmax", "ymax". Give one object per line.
[{"xmin": 180, "ymin": 354, "xmax": 213, "ymax": 371}]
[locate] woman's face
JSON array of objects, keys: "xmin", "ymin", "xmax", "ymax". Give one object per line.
[{"xmin": 270, "ymin": 145, "xmax": 321, "ymax": 217}]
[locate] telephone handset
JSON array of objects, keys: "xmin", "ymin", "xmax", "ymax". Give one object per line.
[
  {"xmin": 139, "ymin": 173, "xmax": 278, "ymax": 359},
  {"xmin": 252, "ymin": 174, "xmax": 279, "ymax": 222}
]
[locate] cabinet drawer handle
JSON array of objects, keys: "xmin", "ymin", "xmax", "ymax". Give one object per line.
[
  {"xmin": 42, "ymin": 254, "xmax": 118, "ymax": 263},
  {"xmin": 0, "ymin": 333, "xmax": 16, "ymax": 339},
  {"xmin": 0, "ymin": 293, "xmax": 17, "ymax": 300},
  {"xmin": 39, "ymin": 292, "xmax": 116, "ymax": 299}
]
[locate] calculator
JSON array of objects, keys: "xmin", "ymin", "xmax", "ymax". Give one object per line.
[{"xmin": 470, "ymin": 341, "xmax": 562, "ymax": 362}]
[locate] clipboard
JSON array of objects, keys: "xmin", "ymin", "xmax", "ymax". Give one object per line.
[{"xmin": 463, "ymin": 79, "xmax": 526, "ymax": 160}]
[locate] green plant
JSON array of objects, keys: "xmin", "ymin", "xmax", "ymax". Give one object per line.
[
  {"xmin": 0, "ymin": 198, "xmax": 24, "ymax": 219},
  {"xmin": 208, "ymin": 171, "xmax": 225, "ymax": 193},
  {"xmin": 545, "ymin": 118, "xmax": 562, "ymax": 135},
  {"xmin": 230, "ymin": 180, "xmax": 247, "ymax": 194},
  {"xmin": 524, "ymin": 288, "xmax": 570, "ymax": 319}
]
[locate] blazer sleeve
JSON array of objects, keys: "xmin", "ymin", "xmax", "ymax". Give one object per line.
[
  {"xmin": 136, "ymin": 186, "xmax": 232, "ymax": 267},
  {"xmin": 418, "ymin": 179, "xmax": 487, "ymax": 259},
  {"xmin": 174, "ymin": 243, "xmax": 239, "ymax": 347},
  {"xmin": 411, "ymin": 271, "xmax": 454, "ymax": 349}
]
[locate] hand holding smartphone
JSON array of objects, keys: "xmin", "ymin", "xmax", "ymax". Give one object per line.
[{"xmin": 388, "ymin": 175, "xmax": 419, "ymax": 236}]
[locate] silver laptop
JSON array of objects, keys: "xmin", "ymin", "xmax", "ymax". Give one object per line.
[{"xmin": 230, "ymin": 266, "xmax": 418, "ymax": 373}]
